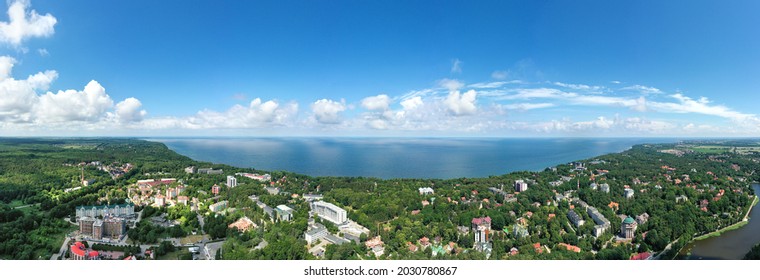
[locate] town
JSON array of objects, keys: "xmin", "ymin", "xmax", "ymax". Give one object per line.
[{"xmin": 0, "ymin": 139, "xmax": 758, "ymax": 260}]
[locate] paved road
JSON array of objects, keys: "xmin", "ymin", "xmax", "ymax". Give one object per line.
[{"xmin": 51, "ymin": 236, "xmax": 71, "ymax": 260}]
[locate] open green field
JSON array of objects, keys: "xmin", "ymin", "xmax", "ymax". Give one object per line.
[{"xmin": 691, "ymin": 145, "xmax": 732, "ymax": 154}]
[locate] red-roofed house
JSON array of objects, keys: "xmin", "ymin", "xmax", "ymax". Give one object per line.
[
  {"xmin": 70, "ymin": 242, "xmax": 99, "ymax": 260},
  {"xmin": 630, "ymin": 252, "xmax": 651, "ymax": 260}
]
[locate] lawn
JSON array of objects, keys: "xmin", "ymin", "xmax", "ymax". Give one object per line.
[{"xmin": 180, "ymin": 234, "xmax": 208, "ymax": 244}]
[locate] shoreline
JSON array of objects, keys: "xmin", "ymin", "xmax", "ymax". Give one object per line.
[{"xmin": 678, "ymin": 193, "xmax": 759, "ymax": 258}]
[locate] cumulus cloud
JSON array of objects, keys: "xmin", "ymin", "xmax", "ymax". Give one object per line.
[
  {"xmin": 400, "ymin": 96, "xmax": 423, "ymax": 111},
  {"xmin": 0, "ymin": 0, "xmax": 57, "ymax": 47},
  {"xmin": 438, "ymin": 78, "xmax": 464, "ymax": 92},
  {"xmin": 0, "ymin": 55, "xmax": 56, "ymax": 122},
  {"xmin": 444, "ymin": 89, "xmax": 477, "ymax": 116},
  {"xmin": 35, "ymin": 80, "xmax": 114, "ymax": 123},
  {"xmin": 361, "ymin": 94, "xmax": 391, "ymax": 111},
  {"xmin": 115, "ymin": 97, "xmax": 147, "ymax": 123},
  {"xmin": 311, "ymin": 99, "xmax": 346, "ymax": 124}
]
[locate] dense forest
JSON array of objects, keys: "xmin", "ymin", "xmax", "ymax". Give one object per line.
[{"xmin": 1, "ymin": 138, "xmax": 759, "ymax": 260}]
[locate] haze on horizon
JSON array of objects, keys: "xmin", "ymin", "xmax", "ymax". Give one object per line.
[{"xmin": 0, "ymin": 1, "xmax": 758, "ymax": 138}]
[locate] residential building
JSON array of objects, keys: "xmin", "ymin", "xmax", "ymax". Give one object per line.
[
  {"xmin": 311, "ymin": 201, "xmax": 347, "ymax": 225},
  {"xmin": 600, "ymin": 183, "xmax": 610, "ymax": 193},
  {"xmin": 76, "ymin": 204, "xmax": 135, "ymax": 219},
  {"xmin": 228, "ymin": 216, "xmax": 256, "ymax": 232},
  {"xmin": 184, "ymin": 166, "xmax": 196, "ymax": 174},
  {"xmin": 275, "ymin": 205, "xmax": 295, "ymax": 221},
  {"xmin": 155, "ymin": 195, "xmax": 165, "ymax": 207},
  {"xmin": 514, "ymin": 180, "xmax": 528, "ymax": 192},
  {"xmin": 198, "ymin": 168, "xmax": 223, "ymax": 175},
  {"xmin": 305, "ymin": 223, "xmax": 328, "ymax": 244},
  {"xmin": 70, "ymin": 242, "xmax": 99, "ymax": 260},
  {"xmin": 621, "ymin": 216, "xmax": 637, "ymax": 239},
  {"xmin": 211, "ymin": 184, "xmax": 221, "ymax": 195},
  {"xmin": 567, "ymin": 210, "xmax": 585, "ymax": 227},
  {"xmin": 418, "ymin": 187, "xmax": 435, "ymax": 195},
  {"xmin": 587, "ymin": 206, "xmax": 611, "ymax": 237},
  {"xmin": 177, "ymin": 196, "xmax": 188, "ymax": 206},
  {"xmin": 79, "ymin": 216, "xmax": 125, "ymax": 240},
  {"xmin": 624, "ymin": 188, "xmax": 635, "ymax": 199},
  {"xmin": 636, "ymin": 213, "xmax": 650, "ymax": 225},
  {"xmin": 303, "ymin": 194, "xmax": 324, "ymax": 202},
  {"xmin": 227, "ymin": 175, "xmax": 237, "ymax": 188},
  {"xmin": 209, "ymin": 200, "xmax": 228, "ymax": 213}
]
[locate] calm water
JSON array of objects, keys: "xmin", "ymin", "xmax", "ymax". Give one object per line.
[
  {"xmin": 682, "ymin": 183, "xmax": 760, "ymax": 260},
  {"xmin": 153, "ymin": 137, "xmax": 676, "ymax": 179}
]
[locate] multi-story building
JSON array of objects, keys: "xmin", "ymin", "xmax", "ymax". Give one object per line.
[
  {"xmin": 515, "ymin": 180, "xmax": 528, "ymax": 192},
  {"xmin": 621, "ymin": 216, "xmax": 637, "ymax": 239},
  {"xmin": 76, "ymin": 204, "xmax": 135, "ymax": 219},
  {"xmin": 275, "ymin": 205, "xmax": 295, "ymax": 221},
  {"xmin": 166, "ymin": 188, "xmax": 177, "ymax": 199},
  {"xmin": 567, "ymin": 210, "xmax": 585, "ymax": 227},
  {"xmin": 600, "ymin": 183, "xmax": 610, "ymax": 193},
  {"xmin": 70, "ymin": 242, "xmax": 99, "ymax": 260},
  {"xmin": 472, "ymin": 217, "xmax": 493, "ymax": 256},
  {"xmin": 587, "ymin": 207, "xmax": 611, "ymax": 237},
  {"xmin": 103, "ymin": 217, "xmax": 126, "ymax": 239},
  {"xmin": 227, "ymin": 176, "xmax": 237, "ymax": 188},
  {"xmin": 185, "ymin": 166, "xmax": 196, "ymax": 174},
  {"xmin": 155, "ymin": 195, "xmax": 165, "ymax": 207},
  {"xmin": 305, "ymin": 223, "xmax": 328, "ymax": 244},
  {"xmin": 311, "ymin": 201, "xmax": 347, "ymax": 225},
  {"xmin": 211, "ymin": 184, "xmax": 221, "ymax": 195},
  {"xmin": 418, "ymin": 187, "xmax": 435, "ymax": 195},
  {"xmin": 624, "ymin": 188, "xmax": 635, "ymax": 199},
  {"xmin": 177, "ymin": 196, "xmax": 188, "ymax": 206},
  {"xmin": 79, "ymin": 216, "xmax": 125, "ymax": 240},
  {"xmin": 198, "ymin": 168, "xmax": 223, "ymax": 175},
  {"xmin": 209, "ymin": 200, "xmax": 228, "ymax": 213}
]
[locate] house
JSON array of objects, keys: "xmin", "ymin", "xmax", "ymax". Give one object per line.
[
  {"xmin": 558, "ymin": 243, "xmax": 581, "ymax": 253},
  {"xmin": 567, "ymin": 210, "xmax": 585, "ymax": 227},
  {"xmin": 418, "ymin": 187, "xmax": 435, "ymax": 195},
  {"xmin": 275, "ymin": 205, "xmax": 294, "ymax": 221},
  {"xmin": 228, "ymin": 216, "xmax": 256, "ymax": 232}
]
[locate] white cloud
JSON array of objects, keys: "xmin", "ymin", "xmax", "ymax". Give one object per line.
[
  {"xmin": 444, "ymin": 89, "xmax": 477, "ymax": 116},
  {"xmin": 400, "ymin": 96, "xmax": 423, "ymax": 111},
  {"xmin": 468, "ymin": 80, "xmax": 523, "ymax": 89},
  {"xmin": 438, "ymin": 78, "xmax": 464, "ymax": 92},
  {"xmin": 311, "ymin": 98, "xmax": 346, "ymax": 124},
  {"xmin": 0, "ymin": 0, "xmax": 57, "ymax": 47},
  {"xmin": 611, "ymin": 81, "xmax": 621, "ymax": 84},
  {"xmin": 114, "ymin": 97, "xmax": 146, "ymax": 123},
  {"xmin": 621, "ymin": 84, "xmax": 663, "ymax": 94},
  {"xmin": 37, "ymin": 47, "xmax": 47, "ymax": 56},
  {"xmin": 504, "ymin": 102, "xmax": 555, "ymax": 111},
  {"xmin": 0, "ymin": 56, "xmax": 56, "ymax": 122},
  {"xmin": 361, "ymin": 94, "xmax": 391, "ymax": 111},
  {"xmin": 35, "ymin": 80, "xmax": 114, "ymax": 123},
  {"xmin": 451, "ymin": 59, "xmax": 462, "ymax": 74},
  {"xmin": 499, "ymin": 88, "xmax": 577, "ymax": 100},
  {"xmin": 553, "ymin": 82, "xmax": 604, "ymax": 92},
  {"xmin": 650, "ymin": 93, "xmax": 755, "ymax": 121},
  {"xmin": 491, "ymin": 70, "xmax": 509, "ymax": 80}
]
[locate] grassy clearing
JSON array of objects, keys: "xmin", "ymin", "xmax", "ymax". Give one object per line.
[
  {"xmin": 694, "ymin": 221, "xmax": 749, "ymax": 241},
  {"xmin": 180, "ymin": 234, "xmax": 207, "ymax": 244}
]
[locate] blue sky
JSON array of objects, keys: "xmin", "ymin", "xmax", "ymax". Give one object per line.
[{"xmin": 0, "ymin": 0, "xmax": 758, "ymax": 137}]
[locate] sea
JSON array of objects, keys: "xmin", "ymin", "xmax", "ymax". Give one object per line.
[{"xmin": 152, "ymin": 137, "xmax": 680, "ymax": 179}]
